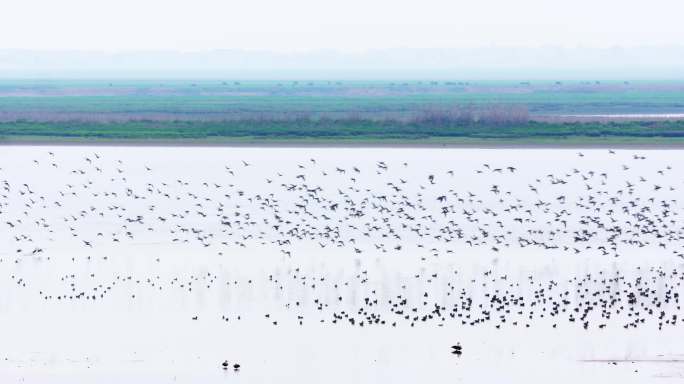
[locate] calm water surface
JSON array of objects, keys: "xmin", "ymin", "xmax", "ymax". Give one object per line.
[{"xmin": 1, "ymin": 146, "xmax": 684, "ymax": 383}]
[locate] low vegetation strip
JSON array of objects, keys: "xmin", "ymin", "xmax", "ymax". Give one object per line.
[{"xmin": 1, "ymin": 119, "xmax": 684, "ymax": 142}]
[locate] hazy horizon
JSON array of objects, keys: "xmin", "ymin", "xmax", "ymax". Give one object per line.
[
  {"xmin": 4, "ymin": 0, "xmax": 684, "ymax": 50},
  {"xmin": 4, "ymin": 0, "xmax": 684, "ymax": 79},
  {"xmin": 2, "ymin": 46, "xmax": 684, "ymax": 80}
]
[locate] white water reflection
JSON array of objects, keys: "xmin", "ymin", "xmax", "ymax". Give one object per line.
[{"xmin": 1, "ymin": 146, "xmax": 684, "ymax": 383}]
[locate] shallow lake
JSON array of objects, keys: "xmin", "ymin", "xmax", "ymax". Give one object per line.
[{"xmin": 1, "ymin": 146, "xmax": 684, "ymax": 383}]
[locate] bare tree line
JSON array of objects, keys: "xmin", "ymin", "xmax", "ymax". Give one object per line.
[
  {"xmin": 0, "ymin": 104, "xmax": 530, "ymax": 125},
  {"xmin": 412, "ymin": 104, "xmax": 529, "ymax": 125}
]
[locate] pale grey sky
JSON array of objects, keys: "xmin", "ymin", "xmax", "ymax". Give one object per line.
[{"xmin": 2, "ymin": 0, "xmax": 683, "ymax": 51}]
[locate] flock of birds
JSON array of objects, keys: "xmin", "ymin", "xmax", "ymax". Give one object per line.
[{"xmin": 1, "ymin": 148, "xmax": 684, "ymax": 342}]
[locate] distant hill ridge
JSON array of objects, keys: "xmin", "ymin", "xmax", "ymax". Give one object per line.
[{"xmin": 1, "ymin": 47, "xmax": 684, "ymax": 79}]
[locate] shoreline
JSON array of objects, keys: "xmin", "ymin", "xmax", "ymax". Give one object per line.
[{"xmin": 4, "ymin": 137, "xmax": 684, "ymax": 149}]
